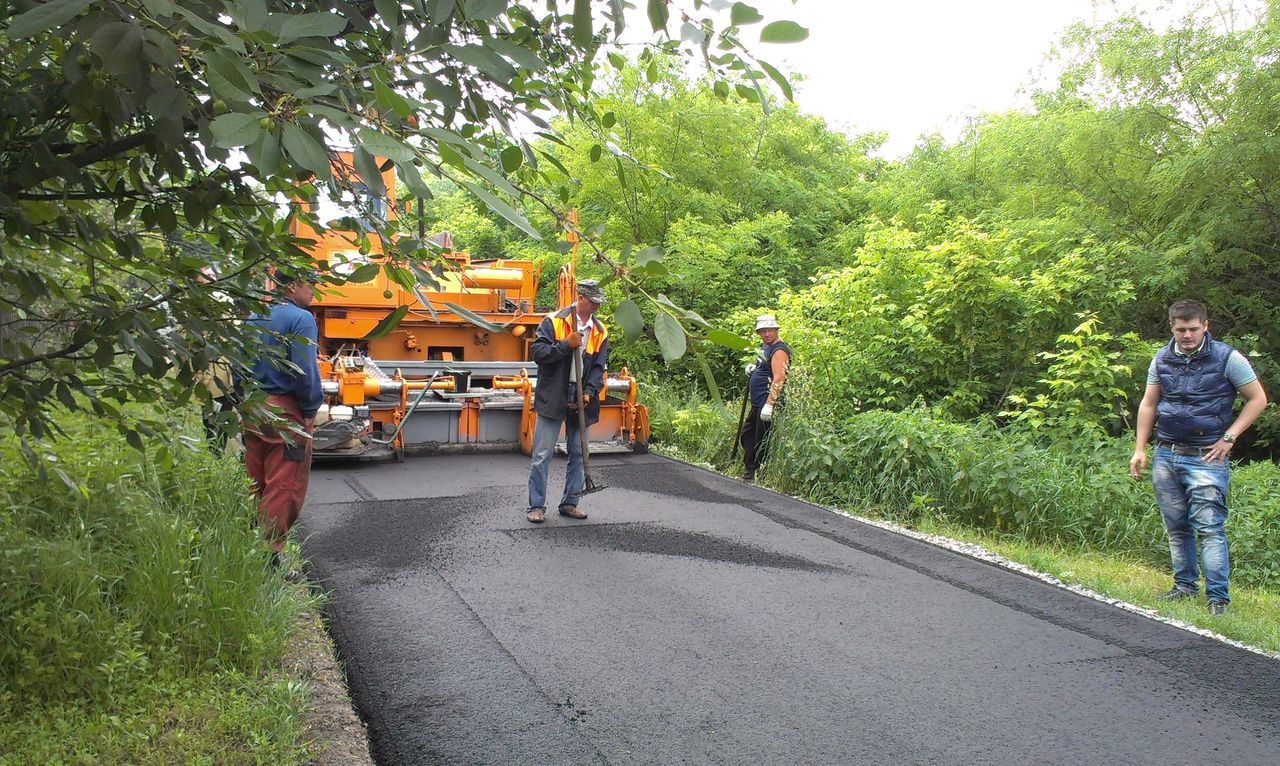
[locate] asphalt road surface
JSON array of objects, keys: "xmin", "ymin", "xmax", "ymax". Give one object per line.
[{"xmin": 300, "ymin": 453, "xmax": 1279, "ymax": 766}]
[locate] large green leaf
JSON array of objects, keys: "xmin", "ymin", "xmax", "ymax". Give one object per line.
[
  {"xmin": 758, "ymin": 60, "xmax": 793, "ymax": 102},
  {"xmin": 374, "ymin": 0, "xmax": 400, "ymax": 26},
  {"xmin": 729, "ymin": 3, "xmax": 763, "ymax": 26},
  {"xmin": 460, "ymin": 154, "xmax": 521, "ymax": 198},
  {"xmin": 275, "ymin": 12, "xmax": 348, "ymax": 42},
  {"xmin": 91, "ymin": 23, "xmax": 144, "ymax": 76},
  {"xmin": 7, "ymin": 0, "xmax": 94, "ymax": 38},
  {"xmin": 484, "ymin": 36, "xmax": 546, "ymax": 71},
  {"xmin": 654, "ymin": 312, "xmax": 687, "ymax": 361},
  {"xmin": 347, "ymin": 262, "xmax": 382, "ymax": 284},
  {"xmin": 397, "ymin": 160, "xmax": 431, "ymax": 198},
  {"xmin": 282, "ymin": 124, "xmax": 332, "ymax": 180},
  {"xmin": 461, "ymin": 181, "xmax": 540, "ymax": 239},
  {"xmin": 174, "ymin": 6, "xmax": 246, "ymax": 53},
  {"xmin": 426, "ymin": 0, "xmax": 457, "ymax": 21},
  {"xmin": 760, "ymin": 20, "xmax": 808, "ymax": 43},
  {"xmin": 234, "ymin": 0, "xmax": 268, "ymax": 33},
  {"xmin": 444, "ymin": 302, "xmax": 504, "ymax": 333},
  {"xmin": 635, "ymin": 245, "xmax": 663, "ymax": 266},
  {"xmin": 362, "ymin": 305, "xmax": 409, "ymax": 340},
  {"xmin": 691, "ymin": 347, "xmax": 727, "ymax": 411},
  {"xmin": 572, "ymin": 0, "xmax": 593, "ymax": 48},
  {"xmin": 463, "ymin": 0, "xmax": 507, "ymax": 21},
  {"xmin": 353, "ymin": 147, "xmax": 387, "ymax": 198},
  {"xmin": 500, "ymin": 145, "xmax": 524, "ymax": 173},
  {"xmin": 306, "ymin": 104, "xmax": 357, "ymax": 128},
  {"xmin": 247, "ymin": 126, "xmax": 282, "ymax": 176},
  {"xmin": 707, "ymin": 329, "xmax": 754, "ymax": 351},
  {"xmin": 210, "ymin": 113, "xmax": 266, "ymax": 148},
  {"xmin": 441, "ymin": 43, "xmax": 516, "ymax": 81},
  {"xmin": 646, "ymin": 0, "xmax": 668, "ymax": 33},
  {"xmin": 204, "ymin": 51, "xmax": 258, "ymax": 102},
  {"xmin": 613, "ymin": 299, "xmax": 644, "ymax": 339},
  {"xmin": 373, "ymin": 69, "xmax": 414, "ymax": 118},
  {"xmin": 358, "ymin": 130, "xmax": 415, "ymax": 163}
]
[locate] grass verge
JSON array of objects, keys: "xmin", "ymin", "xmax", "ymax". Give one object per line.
[
  {"xmin": 0, "ymin": 670, "xmax": 307, "ymax": 766},
  {"xmin": 0, "ymin": 411, "xmax": 319, "ymax": 764},
  {"xmin": 905, "ymin": 516, "xmax": 1280, "ymax": 656}
]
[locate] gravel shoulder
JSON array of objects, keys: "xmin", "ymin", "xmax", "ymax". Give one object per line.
[{"xmin": 283, "ymin": 585, "xmax": 375, "ymax": 766}]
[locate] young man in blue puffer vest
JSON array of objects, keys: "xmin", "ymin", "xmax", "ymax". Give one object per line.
[{"xmin": 1129, "ymin": 299, "xmax": 1268, "ymax": 616}]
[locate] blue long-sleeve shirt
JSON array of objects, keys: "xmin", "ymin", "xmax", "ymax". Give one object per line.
[{"xmin": 247, "ymin": 299, "xmax": 323, "ymax": 417}]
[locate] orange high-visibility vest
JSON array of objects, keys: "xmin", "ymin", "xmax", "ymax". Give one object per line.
[{"xmin": 549, "ymin": 308, "xmax": 608, "ymax": 355}]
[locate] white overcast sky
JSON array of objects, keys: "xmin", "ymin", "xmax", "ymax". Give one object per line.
[{"xmin": 734, "ymin": 0, "xmax": 1226, "ymax": 157}]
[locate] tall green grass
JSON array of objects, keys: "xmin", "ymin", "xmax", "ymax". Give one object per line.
[{"xmin": 0, "ymin": 416, "xmax": 310, "ymax": 763}]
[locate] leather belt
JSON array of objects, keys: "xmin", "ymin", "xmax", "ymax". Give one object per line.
[{"xmin": 1156, "ymin": 440, "xmax": 1210, "ymax": 455}]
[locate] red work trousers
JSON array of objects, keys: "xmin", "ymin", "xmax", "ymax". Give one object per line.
[{"xmin": 243, "ymin": 394, "xmax": 313, "ymax": 552}]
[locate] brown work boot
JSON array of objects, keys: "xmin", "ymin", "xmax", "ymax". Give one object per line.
[
  {"xmin": 558, "ymin": 505, "xmax": 587, "ymax": 519},
  {"xmin": 526, "ymin": 508, "xmax": 546, "ymax": 524}
]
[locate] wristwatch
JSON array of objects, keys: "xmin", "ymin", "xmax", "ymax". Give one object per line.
[{"xmin": 1222, "ymin": 432, "xmax": 1237, "ymax": 443}]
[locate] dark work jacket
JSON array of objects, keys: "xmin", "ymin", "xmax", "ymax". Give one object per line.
[
  {"xmin": 530, "ymin": 306, "xmax": 609, "ymax": 424},
  {"xmin": 1154, "ymin": 333, "xmax": 1237, "ymax": 446}
]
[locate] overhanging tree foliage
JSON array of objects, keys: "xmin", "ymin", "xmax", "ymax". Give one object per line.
[{"xmin": 0, "ymin": 0, "xmax": 806, "ymax": 448}]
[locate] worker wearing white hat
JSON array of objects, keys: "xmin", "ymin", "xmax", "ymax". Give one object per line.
[{"xmin": 739, "ymin": 313, "xmax": 790, "ymax": 482}]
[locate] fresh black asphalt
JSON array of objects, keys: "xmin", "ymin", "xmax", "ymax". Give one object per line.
[{"xmin": 300, "ymin": 453, "xmax": 1280, "ymax": 765}]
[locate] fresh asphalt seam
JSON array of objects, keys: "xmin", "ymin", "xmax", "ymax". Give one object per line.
[
  {"xmin": 422, "ymin": 561, "xmax": 613, "ymax": 766},
  {"xmin": 657, "ymin": 455, "xmax": 1277, "ymax": 661},
  {"xmin": 343, "ymin": 475, "xmax": 377, "ymax": 501},
  {"xmin": 742, "ymin": 499, "xmax": 1162, "ymax": 655},
  {"xmin": 739, "ymin": 493, "xmax": 1280, "ymax": 716}
]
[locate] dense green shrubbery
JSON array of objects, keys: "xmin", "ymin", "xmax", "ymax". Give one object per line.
[
  {"xmin": 646, "ymin": 380, "xmax": 1280, "ymax": 590},
  {"xmin": 643, "ymin": 384, "xmax": 738, "ymax": 468},
  {"xmin": 769, "ymin": 390, "xmax": 1278, "ymax": 589},
  {"xmin": 0, "ymin": 417, "xmax": 308, "ymax": 761}
]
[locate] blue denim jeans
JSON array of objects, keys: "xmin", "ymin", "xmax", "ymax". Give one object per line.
[
  {"xmin": 1151, "ymin": 446, "xmax": 1231, "ymax": 603},
  {"xmin": 527, "ymin": 413, "xmax": 583, "ymax": 511}
]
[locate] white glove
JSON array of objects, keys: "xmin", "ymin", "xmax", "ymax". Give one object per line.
[
  {"xmin": 745, "ymin": 362, "xmax": 757, "ymax": 376},
  {"xmin": 760, "ymin": 402, "xmax": 774, "ymax": 422}
]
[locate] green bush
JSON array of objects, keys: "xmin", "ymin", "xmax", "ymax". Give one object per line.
[
  {"xmin": 760, "ymin": 395, "xmax": 1279, "ymax": 589},
  {"xmin": 0, "ymin": 418, "xmax": 302, "ymax": 711},
  {"xmin": 643, "ymin": 383, "xmax": 738, "ymax": 468},
  {"xmin": 1226, "ymin": 461, "xmax": 1280, "ymax": 590}
]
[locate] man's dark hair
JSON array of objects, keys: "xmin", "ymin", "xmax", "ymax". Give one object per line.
[
  {"xmin": 1168, "ymin": 299, "xmax": 1208, "ymax": 324},
  {"xmin": 272, "ymin": 267, "xmax": 298, "ymax": 287}
]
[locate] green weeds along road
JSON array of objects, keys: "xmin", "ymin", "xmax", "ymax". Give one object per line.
[{"xmin": 0, "ymin": 421, "xmax": 313, "ymax": 765}]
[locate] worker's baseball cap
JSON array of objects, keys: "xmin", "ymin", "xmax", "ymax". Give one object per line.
[
  {"xmin": 273, "ymin": 266, "xmax": 320, "ymax": 286},
  {"xmin": 755, "ymin": 314, "xmax": 780, "ymax": 331},
  {"xmin": 577, "ymin": 279, "xmax": 606, "ymax": 306}
]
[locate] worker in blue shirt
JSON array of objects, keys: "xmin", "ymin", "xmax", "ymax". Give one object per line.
[{"xmin": 242, "ymin": 271, "xmax": 323, "ymax": 565}]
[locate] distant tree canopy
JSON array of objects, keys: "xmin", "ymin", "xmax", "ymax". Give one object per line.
[
  {"xmin": 413, "ymin": 3, "xmax": 1278, "ymax": 447},
  {"xmin": 6, "ymin": 0, "xmax": 1275, "ymax": 451},
  {"xmin": 871, "ymin": 3, "xmax": 1280, "ymax": 348},
  {"xmin": 0, "ymin": 0, "xmax": 804, "ymax": 447}
]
